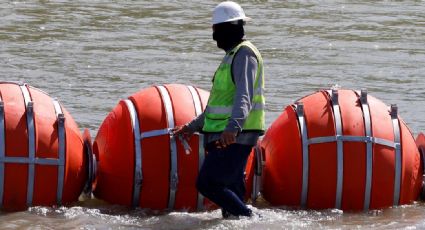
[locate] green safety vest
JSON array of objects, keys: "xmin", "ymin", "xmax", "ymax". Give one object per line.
[{"xmin": 203, "ymin": 41, "xmax": 265, "ymax": 132}]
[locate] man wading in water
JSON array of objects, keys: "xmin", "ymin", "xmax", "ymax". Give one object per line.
[{"xmin": 173, "ymin": 1, "xmax": 265, "ymax": 218}]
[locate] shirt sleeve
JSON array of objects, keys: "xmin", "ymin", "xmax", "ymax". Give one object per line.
[
  {"xmin": 185, "ymin": 112, "xmax": 205, "ymax": 133},
  {"xmin": 225, "ymin": 45, "xmax": 258, "ymax": 133}
]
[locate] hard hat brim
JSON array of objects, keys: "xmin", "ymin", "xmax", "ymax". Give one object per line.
[{"xmin": 212, "ymin": 16, "xmax": 251, "ymax": 25}]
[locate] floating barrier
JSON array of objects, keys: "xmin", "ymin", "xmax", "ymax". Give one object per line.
[
  {"xmin": 0, "ymin": 82, "xmax": 91, "ymax": 211},
  {"xmin": 5, "ymin": 83, "xmax": 421, "ymax": 212},
  {"xmin": 93, "ymin": 84, "xmax": 215, "ymax": 211},
  {"xmin": 260, "ymin": 89, "xmax": 423, "ymax": 211}
]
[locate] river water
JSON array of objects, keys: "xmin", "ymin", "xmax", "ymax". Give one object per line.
[{"xmin": 1, "ymin": 1, "xmax": 425, "ymax": 229}]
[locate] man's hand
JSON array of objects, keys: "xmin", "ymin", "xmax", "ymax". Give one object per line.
[
  {"xmin": 171, "ymin": 125, "xmax": 193, "ymax": 139},
  {"xmin": 217, "ymin": 130, "xmax": 238, "ymax": 148}
]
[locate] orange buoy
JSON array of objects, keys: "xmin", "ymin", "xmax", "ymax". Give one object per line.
[
  {"xmin": 0, "ymin": 82, "xmax": 90, "ymax": 211},
  {"xmin": 261, "ymin": 89, "xmax": 422, "ymax": 211},
  {"xmin": 93, "ymin": 84, "xmax": 214, "ymax": 211}
]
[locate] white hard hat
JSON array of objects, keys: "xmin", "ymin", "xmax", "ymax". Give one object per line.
[{"xmin": 212, "ymin": 1, "xmax": 251, "ymax": 25}]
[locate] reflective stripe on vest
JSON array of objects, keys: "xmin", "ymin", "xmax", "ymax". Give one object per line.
[
  {"xmin": 203, "ymin": 41, "xmax": 265, "ymax": 132},
  {"xmin": 205, "ymin": 102, "xmax": 265, "ymax": 114}
]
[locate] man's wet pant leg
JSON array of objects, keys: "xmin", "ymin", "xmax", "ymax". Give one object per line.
[{"xmin": 196, "ymin": 143, "xmax": 253, "ymax": 217}]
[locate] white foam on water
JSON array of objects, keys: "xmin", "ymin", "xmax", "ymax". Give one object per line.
[{"xmin": 1, "ymin": 203, "xmax": 425, "ymax": 229}]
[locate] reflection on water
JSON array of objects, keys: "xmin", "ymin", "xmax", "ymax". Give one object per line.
[{"xmin": 1, "ymin": 1, "xmax": 425, "ymax": 229}]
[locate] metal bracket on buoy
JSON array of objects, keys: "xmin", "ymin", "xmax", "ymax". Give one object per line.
[
  {"xmin": 53, "ymin": 100, "xmax": 66, "ymax": 206},
  {"xmin": 295, "ymin": 102, "xmax": 309, "ymax": 208},
  {"xmin": 187, "ymin": 85, "xmax": 206, "ymax": 211},
  {"xmin": 20, "ymin": 84, "xmax": 36, "ymax": 207},
  {"xmin": 328, "ymin": 89, "xmax": 344, "ymax": 209},
  {"xmin": 124, "ymin": 99, "xmax": 143, "ymax": 208},
  {"xmin": 390, "ymin": 104, "xmax": 402, "ymax": 206},
  {"xmin": 156, "ymin": 85, "xmax": 178, "ymax": 210},
  {"xmin": 359, "ymin": 89, "xmax": 373, "ymax": 211},
  {"xmin": 196, "ymin": 133, "xmax": 205, "ymax": 211},
  {"xmin": 251, "ymin": 144, "xmax": 263, "ymax": 202}
]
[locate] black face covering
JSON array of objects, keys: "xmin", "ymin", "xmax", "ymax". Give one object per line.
[{"xmin": 212, "ymin": 21, "xmax": 245, "ymax": 51}]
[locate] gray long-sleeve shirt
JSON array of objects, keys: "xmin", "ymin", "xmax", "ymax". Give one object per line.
[{"xmin": 187, "ymin": 44, "xmax": 261, "ymax": 146}]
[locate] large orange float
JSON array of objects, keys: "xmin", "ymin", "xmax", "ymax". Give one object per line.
[
  {"xmin": 93, "ymin": 84, "xmax": 212, "ymax": 211},
  {"xmin": 0, "ymin": 81, "xmax": 91, "ymax": 211},
  {"xmin": 261, "ymin": 89, "xmax": 423, "ymax": 211}
]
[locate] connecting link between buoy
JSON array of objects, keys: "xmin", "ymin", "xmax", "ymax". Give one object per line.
[
  {"xmin": 418, "ymin": 138, "xmax": 425, "ymax": 200},
  {"xmin": 83, "ymin": 129, "xmax": 97, "ymax": 196}
]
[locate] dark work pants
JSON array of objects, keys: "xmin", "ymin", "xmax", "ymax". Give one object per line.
[{"xmin": 196, "ymin": 143, "xmax": 253, "ymax": 216}]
